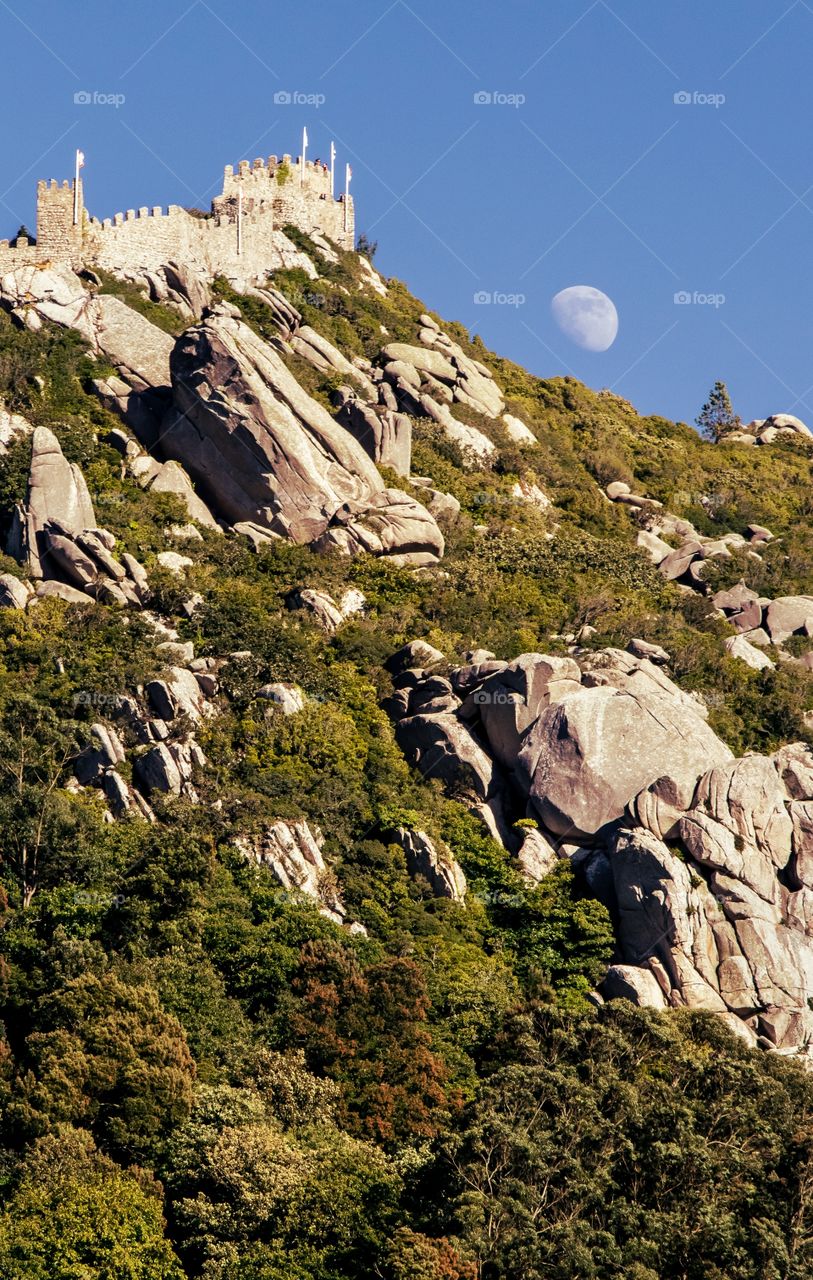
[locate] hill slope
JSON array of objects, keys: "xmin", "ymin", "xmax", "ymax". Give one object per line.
[{"xmin": 0, "ymin": 234, "xmax": 812, "ymax": 1277}]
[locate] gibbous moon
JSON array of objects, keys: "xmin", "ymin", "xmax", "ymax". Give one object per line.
[{"xmin": 551, "ymin": 285, "xmax": 619, "ymax": 352}]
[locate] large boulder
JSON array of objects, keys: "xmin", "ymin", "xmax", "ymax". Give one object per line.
[
  {"xmin": 165, "ymin": 310, "xmax": 443, "ymax": 560},
  {"xmin": 764, "ymin": 596, "xmax": 813, "ymax": 644},
  {"xmin": 0, "ymin": 265, "xmax": 90, "ymax": 332},
  {"xmin": 145, "ymin": 459, "xmax": 220, "ymax": 530},
  {"xmin": 381, "ymin": 329, "xmax": 505, "ymax": 423},
  {"xmin": 8, "ymin": 427, "xmax": 96, "ymax": 577},
  {"xmin": 517, "ymin": 684, "xmax": 732, "ymax": 840},
  {"xmin": 0, "ymin": 266, "xmax": 173, "ymax": 389},
  {"xmin": 763, "ymin": 413, "xmax": 812, "ymax": 436},
  {"xmin": 331, "ymin": 388, "xmax": 412, "ymax": 476},
  {"xmin": 602, "ymin": 964, "xmax": 668, "ymax": 1009},
  {"xmin": 724, "ymin": 634, "xmax": 774, "ymax": 671},
  {"xmin": 134, "ymin": 738, "xmax": 205, "ymax": 798},
  {"xmin": 0, "ymin": 574, "xmax": 32, "ymax": 609},
  {"xmin": 90, "ymin": 293, "xmax": 173, "ymax": 390}
]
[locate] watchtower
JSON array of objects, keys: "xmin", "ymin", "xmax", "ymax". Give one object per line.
[{"xmin": 36, "ymin": 177, "xmax": 83, "ymax": 262}]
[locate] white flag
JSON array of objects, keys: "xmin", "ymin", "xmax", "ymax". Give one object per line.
[
  {"xmin": 303, "ymin": 126, "xmax": 309, "ymax": 149},
  {"xmin": 346, "ymin": 163, "xmax": 352, "ymax": 187},
  {"xmin": 76, "ymin": 150, "xmax": 85, "ymax": 169},
  {"xmin": 330, "ymin": 141, "xmax": 336, "ymax": 164}
]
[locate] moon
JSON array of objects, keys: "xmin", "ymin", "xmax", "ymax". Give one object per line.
[{"xmin": 551, "ymin": 286, "xmax": 619, "ymax": 352}]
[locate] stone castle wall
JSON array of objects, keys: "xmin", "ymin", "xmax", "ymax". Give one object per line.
[{"xmin": 0, "ymin": 152, "xmax": 355, "ymax": 282}]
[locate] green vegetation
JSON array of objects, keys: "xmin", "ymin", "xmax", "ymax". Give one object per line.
[
  {"xmin": 696, "ymin": 378, "xmax": 741, "ymax": 441},
  {"xmin": 1, "ymin": 238, "xmax": 813, "ymax": 1276},
  {"xmin": 95, "ymin": 268, "xmax": 189, "ymax": 335}
]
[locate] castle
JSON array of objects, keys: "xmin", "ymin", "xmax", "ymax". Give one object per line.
[{"xmin": 0, "ymin": 150, "xmax": 355, "ymax": 281}]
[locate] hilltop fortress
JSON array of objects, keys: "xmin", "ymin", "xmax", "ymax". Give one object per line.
[{"xmin": 0, "ymin": 150, "xmax": 355, "ymax": 282}]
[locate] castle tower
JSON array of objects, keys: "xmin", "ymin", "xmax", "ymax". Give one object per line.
[
  {"xmin": 212, "ymin": 152, "xmax": 356, "ymax": 252},
  {"xmin": 36, "ymin": 177, "xmax": 83, "ymax": 263}
]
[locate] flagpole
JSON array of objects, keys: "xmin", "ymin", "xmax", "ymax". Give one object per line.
[
  {"xmin": 73, "ymin": 150, "xmax": 81, "ymax": 226},
  {"xmin": 330, "ymin": 142, "xmax": 336, "ymax": 199},
  {"xmin": 344, "ymin": 163, "xmax": 351, "ymax": 233},
  {"xmin": 301, "ymin": 126, "xmax": 308, "ymax": 187}
]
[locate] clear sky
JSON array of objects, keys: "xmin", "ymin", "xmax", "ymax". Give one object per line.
[{"xmin": 1, "ymin": 0, "xmax": 811, "ymax": 427}]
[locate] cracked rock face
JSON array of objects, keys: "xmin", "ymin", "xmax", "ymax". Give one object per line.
[
  {"xmin": 606, "ymin": 744, "xmax": 813, "ymax": 1056},
  {"xmin": 236, "ymin": 819, "xmax": 349, "ymax": 926},
  {"xmin": 165, "ymin": 312, "xmax": 443, "ymax": 561},
  {"xmin": 386, "ymin": 641, "xmax": 813, "ymax": 1058},
  {"xmin": 596, "ymin": 745, "xmax": 813, "ymax": 1057}
]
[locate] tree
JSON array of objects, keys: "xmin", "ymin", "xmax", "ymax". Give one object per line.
[
  {"xmin": 162, "ymin": 1081, "xmax": 401, "ymax": 1278},
  {"xmin": 284, "ymin": 940, "xmax": 454, "ymax": 1145},
  {"xmin": 433, "ymin": 1002, "xmax": 813, "ymax": 1280},
  {"xmin": 696, "ymin": 380, "xmax": 740, "ymax": 441},
  {"xmin": 356, "ymin": 232, "xmax": 378, "ymax": 261},
  {"xmin": 16, "ymin": 972, "xmax": 195, "ymax": 1161},
  {"xmin": 0, "ymin": 695, "xmax": 80, "ymax": 907},
  {"xmin": 0, "ymin": 1127, "xmax": 183, "ymax": 1280}
]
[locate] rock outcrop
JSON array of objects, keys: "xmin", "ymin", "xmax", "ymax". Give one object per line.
[
  {"xmin": 236, "ymin": 819, "xmax": 354, "ymax": 927},
  {"xmin": 392, "ymin": 827, "xmax": 467, "ymax": 901},
  {"xmin": 7, "ymin": 426, "xmax": 95, "ymax": 576},
  {"xmin": 164, "ymin": 308, "xmax": 444, "ymax": 563},
  {"xmin": 723, "ymin": 414, "xmax": 813, "ymax": 446},
  {"xmin": 382, "ymin": 639, "xmax": 813, "ymax": 1055},
  {"xmin": 0, "ymin": 265, "xmax": 174, "ymax": 445},
  {"xmin": 6, "ymin": 427, "xmax": 150, "ymax": 605},
  {"xmin": 603, "ymin": 744, "xmax": 813, "ymax": 1056},
  {"xmin": 388, "ymin": 642, "xmax": 731, "ymax": 857}
]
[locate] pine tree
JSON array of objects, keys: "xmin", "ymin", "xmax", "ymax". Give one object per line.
[{"xmin": 696, "ymin": 380, "xmax": 740, "ymax": 441}]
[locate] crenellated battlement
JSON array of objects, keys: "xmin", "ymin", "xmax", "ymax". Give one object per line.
[{"xmin": 0, "ymin": 144, "xmax": 356, "ymax": 282}]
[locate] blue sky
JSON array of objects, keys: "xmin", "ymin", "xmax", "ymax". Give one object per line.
[{"xmin": 1, "ymin": 0, "xmax": 812, "ymax": 426}]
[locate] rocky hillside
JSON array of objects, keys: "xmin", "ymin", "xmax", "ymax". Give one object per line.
[{"xmin": 2, "ymin": 232, "xmax": 813, "ymax": 1277}]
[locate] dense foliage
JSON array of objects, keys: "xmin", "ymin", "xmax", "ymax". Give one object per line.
[{"xmin": 0, "ymin": 235, "xmax": 812, "ymax": 1276}]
